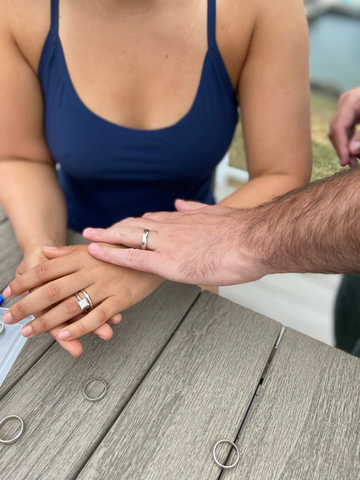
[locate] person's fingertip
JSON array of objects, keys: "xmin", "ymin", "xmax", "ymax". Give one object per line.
[
  {"xmin": 83, "ymin": 228, "xmax": 94, "ymax": 235},
  {"xmin": 3, "ymin": 286, "xmax": 12, "ymax": 298},
  {"xmin": 339, "ymin": 157, "xmax": 349, "ymax": 167},
  {"xmin": 350, "ymin": 140, "xmax": 360, "ymax": 155},
  {"xmin": 58, "ymin": 330, "xmax": 71, "ymax": 340},
  {"xmin": 88, "ymin": 243, "xmax": 100, "ymax": 253}
]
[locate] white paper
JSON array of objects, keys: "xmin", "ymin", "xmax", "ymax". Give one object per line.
[{"xmin": 0, "ymin": 308, "xmax": 33, "ymax": 387}]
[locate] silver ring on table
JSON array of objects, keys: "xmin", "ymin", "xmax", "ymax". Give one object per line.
[
  {"xmin": 75, "ymin": 289, "xmax": 93, "ymax": 313},
  {"xmin": 0, "ymin": 415, "xmax": 24, "ymax": 444},
  {"xmin": 141, "ymin": 229, "xmax": 150, "ymax": 250},
  {"xmin": 0, "ymin": 321, "xmax": 5, "ymax": 337},
  {"xmin": 83, "ymin": 378, "xmax": 108, "ymax": 402},
  {"xmin": 213, "ymin": 440, "xmax": 240, "ymax": 470}
]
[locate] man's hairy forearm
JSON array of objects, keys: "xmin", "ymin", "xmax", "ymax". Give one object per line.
[{"xmin": 245, "ymin": 167, "xmax": 360, "ymax": 275}]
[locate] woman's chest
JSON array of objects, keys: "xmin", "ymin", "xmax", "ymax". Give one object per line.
[{"xmin": 15, "ymin": 0, "xmax": 255, "ymax": 131}]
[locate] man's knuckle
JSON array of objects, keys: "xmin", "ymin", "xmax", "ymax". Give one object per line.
[
  {"xmin": 126, "ymin": 248, "xmax": 138, "ymax": 264},
  {"xmin": 122, "ymin": 226, "xmax": 132, "ymax": 236},
  {"xmin": 122, "ymin": 217, "xmax": 135, "ymax": 226}
]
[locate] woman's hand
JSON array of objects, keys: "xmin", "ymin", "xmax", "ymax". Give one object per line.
[
  {"xmin": 2, "ymin": 244, "xmax": 162, "ymax": 349},
  {"xmin": 84, "ymin": 200, "xmax": 266, "ymax": 286},
  {"xmin": 329, "ymin": 87, "xmax": 360, "ymax": 168},
  {"xmin": 10, "ymin": 243, "xmax": 118, "ymax": 357},
  {"xmin": 16, "ymin": 243, "xmax": 50, "ymax": 278}
]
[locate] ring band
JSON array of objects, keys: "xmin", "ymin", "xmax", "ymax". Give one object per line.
[
  {"xmin": 75, "ymin": 289, "xmax": 93, "ymax": 313},
  {"xmin": 0, "ymin": 415, "xmax": 24, "ymax": 444},
  {"xmin": 83, "ymin": 378, "xmax": 108, "ymax": 402},
  {"xmin": 213, "ymin": 440, "xmax": 240, "ymax": 470},
  {"xmin": 141, "ymin": 229, "xmax": 150, "ymax": 250}
]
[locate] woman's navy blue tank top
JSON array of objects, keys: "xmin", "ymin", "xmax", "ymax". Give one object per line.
[{"xmin": 38, "ymin": 0, "xmax": 238, "ymax": 231}]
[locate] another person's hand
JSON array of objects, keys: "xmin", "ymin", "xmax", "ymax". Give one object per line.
[
  {"xmin": 12, "ymin": 243, "xmax": 118, "ymax": 357},
  {"xmin": 3, "ymin": 244, "xmax": 162, "ymax": 354},
  {"xmin": 84, "ymin": 201, "xmax": 266, "ymax": 286},
  {"xmin": 329, "ymin": 87, "xmax": 360, "ymax": 168}
]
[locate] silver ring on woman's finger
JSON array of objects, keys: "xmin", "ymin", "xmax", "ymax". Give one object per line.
[
  {"xmin": 75, "ymin": 289, "xmax": 93, "ymax": 313},
  {"xmin": 141, "ymin": 229, "xmax": 150, "ymax": 250}
]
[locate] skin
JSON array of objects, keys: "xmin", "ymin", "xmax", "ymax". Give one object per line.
[
  {"xmin": 3, "ymin": 244, "xmax": 162, "ymax": 344},
  {"xmin": 85, "ymin": 167, "xmax": 360, "ymax": 284},
  {"xmin": 1, "ymin": 0, "xmax": 311, "ymax": 354},
  {"xmin": 329, "ymin": 86, "xmax": 360, "ymax": 168}
]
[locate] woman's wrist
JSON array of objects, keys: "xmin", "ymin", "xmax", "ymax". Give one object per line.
[{"xmin": 23, "ymin": 237, "xmax": 65, "ymax": 255}]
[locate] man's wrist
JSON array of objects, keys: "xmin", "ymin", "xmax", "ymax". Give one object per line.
[{"xmin": 235, "ymin": 207, "xmax": 274, "ymax": 281}]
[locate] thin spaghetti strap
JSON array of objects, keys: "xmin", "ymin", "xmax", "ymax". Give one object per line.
[
  {"xmin": 50, "ymin": 0, "xmax": 59, "ymax": 35},
  {"xmin": 207, "ymin": 0, "xmax": 216, "ymax": 48}
]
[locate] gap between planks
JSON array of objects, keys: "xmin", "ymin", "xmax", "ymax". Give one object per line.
[{"xmin": 217, "ymin": 326, "xmax": 286, "ymax": 478}]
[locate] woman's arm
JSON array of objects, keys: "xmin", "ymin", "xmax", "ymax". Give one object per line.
[
  {"xmin": 0, "ymin": 10, "xmax": 116, "ymax": 355},
  {"xmin": 0, "ymin": 9, "xmax": 67, "ymax": 252},
  {"xmin": 221, "ymin": 0, "xmax": 312, "ymax": 208}
]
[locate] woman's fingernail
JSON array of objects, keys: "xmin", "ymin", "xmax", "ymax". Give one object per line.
[
  {"xmin": 84, "ymin": 228, "xmax": 94, "ymax": 235},
  {"xmin": 99, "ymin": 336, "xmax": 108, "ymax": 341},
  {"xmin": 21, "ymin": 325, "xmax": 33, "ymax": 337},
  {"xmin": 44, "ymin": 246, "xmax": 57, "ymax": 250},
  {"xmin": 88, "ymin": 243, "xmax": 100, "ymax": 253},
  {"xmin": 3, "ymin": 286, "xmax": 12, "ymax": 298},
  {"xmin": 2, "ymin": 311, "xmax": 14, "ymax": 324},
  {"xmin": 70, "ymin": 353, "xmax": 77, "ymax": 357},
  {"xmin": 58, "ymin": 330, "xmax": 71, "ymax": 340}
]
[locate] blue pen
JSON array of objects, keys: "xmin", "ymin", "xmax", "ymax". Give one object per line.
[{"xmin": 0, "ymin": 295, "xmax": 4, "ymax": 307}]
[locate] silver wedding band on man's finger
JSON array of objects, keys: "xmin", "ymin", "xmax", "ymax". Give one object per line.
[{"xmin": 141, "ymin": 229, "xmax": 150, "ymax": 250}]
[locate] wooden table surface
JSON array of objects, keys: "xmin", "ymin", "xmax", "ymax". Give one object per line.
[{"xmin": 0, "ymin": 282, "xmax": 359, "ymax": 480}]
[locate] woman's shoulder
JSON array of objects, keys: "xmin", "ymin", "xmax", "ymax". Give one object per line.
[{"xmin": 0, "ymin": 0, "xmax": 51, "ymax": 73}]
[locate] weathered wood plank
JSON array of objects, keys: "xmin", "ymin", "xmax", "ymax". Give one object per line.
[
  {"xmin": 225, "ymin": 329, "xmax": 360, "ymax": 480},
  {"xmin": 0, "ymin": 282, "xmax": 200, "ymax": 480},
  {"xmin": 77, "ymin": 293, "xmax": 281, "ymax": 480}
]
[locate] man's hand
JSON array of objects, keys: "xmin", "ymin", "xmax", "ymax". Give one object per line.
[
  {"xmin": 329, "ymin": 87, "xmax": 360, "ymax": 168},
  {"xmin": 84, "ymin": 200, "xmax": 266, "ymax": 286}
]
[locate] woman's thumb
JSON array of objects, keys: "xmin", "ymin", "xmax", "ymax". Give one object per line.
[{"xmin": 43, "ymin": 245, "xmax": 74, "ymax": 258}]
